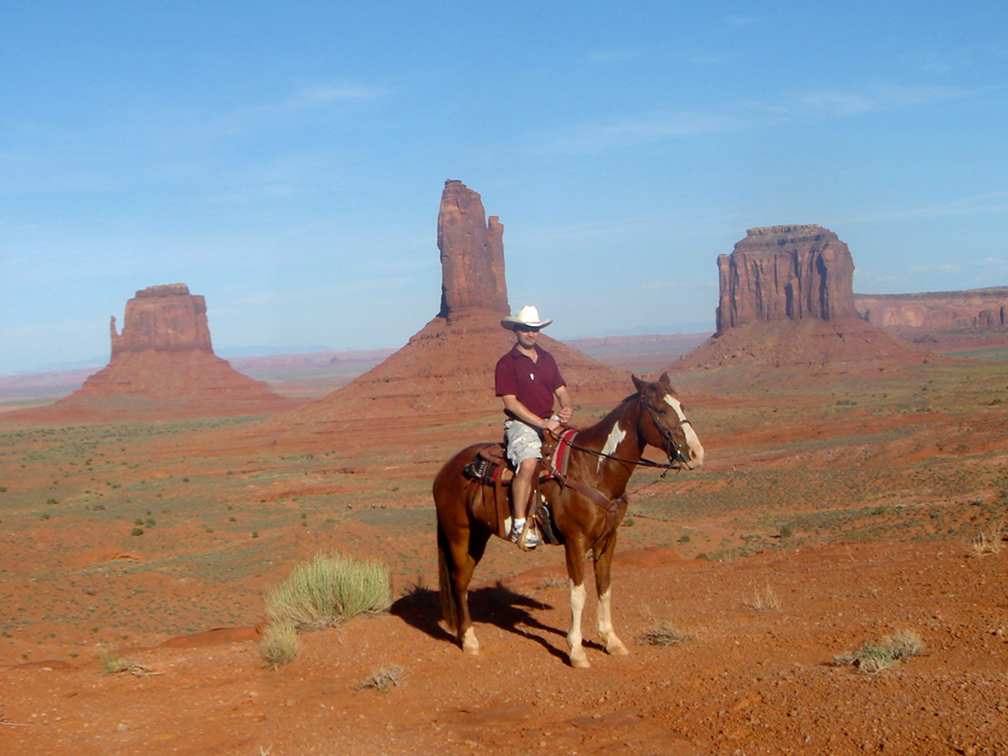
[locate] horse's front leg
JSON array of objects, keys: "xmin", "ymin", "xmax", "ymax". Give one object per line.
[
  {"xmin": 563, "ymin": 536, "xmax": 591, "ymax": 668},
  {"xmin": 593, "ymin": 533, "xmax": 629, "ymax": 656}
]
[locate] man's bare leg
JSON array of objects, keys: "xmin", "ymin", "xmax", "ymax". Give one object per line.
[{"xmin": 510, "ymin": 457, "xmax": 540, "ymax": 547}]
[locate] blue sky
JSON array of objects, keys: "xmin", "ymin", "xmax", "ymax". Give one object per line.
[{"xmin": 2, "ymin": 1, "xmax": 1006, "ymax": 375}]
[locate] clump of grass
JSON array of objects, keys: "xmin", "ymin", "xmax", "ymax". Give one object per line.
[
  {"xmin": 634, "ymin": 621, "xmax": 691, "ymax": 648},
  {"xmin": 259, "ymin": 551, "xmax": 392, "ymax": 669},
  {"xmin": 99, "ymin": 648, "xmax": 154, "ymax": 676},
  {"xmin": 259, "ymin": 621, "xmax": 299, "ymax": 670},
  {"xmin": 834, "ymin": 629, "xmax": 925, "ymax": 674},
  {"xmin": 264, "ymin": 551, "xmax": 391, "ymax": 632},
  {"xmin": 535, "ymin": 574, "xmax": 566, "ymax": 590},
  {"xmin": 745, "ymin": 582, "xmax": 781, "ymax": 611},
  {"xmin": 356, "ymin": 664, "xmax": 402, "ymax": 692},
  {"xmin": 968, "ymin": 522, "xmax": 1003, "ymax": 558}
]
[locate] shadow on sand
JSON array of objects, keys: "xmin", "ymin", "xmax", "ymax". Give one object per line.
[{"xmin": 390, "ymin": 582, "xmax": 598, "ymax": 664}]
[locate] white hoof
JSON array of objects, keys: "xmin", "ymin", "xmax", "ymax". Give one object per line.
[
  {"xmin": 461, "ymin": 627, "xmax": 480, "ymax": 655},
  {"xmin": 606, "ymin": 638, "xmax": 629, "ymax": 656}
]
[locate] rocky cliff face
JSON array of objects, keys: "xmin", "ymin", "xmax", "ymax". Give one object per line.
[
  {"xmin": 856, "ymin": 288, "xmax": 1008, "ymax": 332},
  {"xmin": 437, "ymin": 180, "xmax": 509, "ymax": 321},
  {"xmin": 716, "ymin": 225, "xmax": 856, "ymax": 334},
  {"xmin": 110, "ymin": 284, "xmax": 214, "ymax": 355}
]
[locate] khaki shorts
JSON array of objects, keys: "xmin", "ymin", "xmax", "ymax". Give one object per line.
[{"xmin": 503, "ymin": 419, "xmax": 543, "ymax": 468}]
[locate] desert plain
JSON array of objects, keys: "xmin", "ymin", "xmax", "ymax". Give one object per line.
[{"xmin": 1, "ymin": 338, "xmax": 1007, "ymax": 756}]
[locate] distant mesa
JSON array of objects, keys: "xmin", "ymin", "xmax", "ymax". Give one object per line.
[
  {"xmin": 856, "ymin": 287, "xmax": 1008, "ymax": 335},
  {"xmin": 110, "ymin": 282, "xmax": 214, "ymax": 355},
  {"xmin": 679, "ymin": 225, "xmax": 934, "ymax": 377},
  {"xmin": 280, "ymin": 180, "xmax": 629, "ymax": 424},
  {"xmin": 11, "ymin": 284, "xmax": 295, "ymax": 422},
  {"xmin": 715, "ymin": 225, "xmax": 856, "ymax": 333}
]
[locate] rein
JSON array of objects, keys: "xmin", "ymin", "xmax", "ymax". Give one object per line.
[
  {"xmin": 538, "ymin": 393, "xmax": 693, "ymax": 549},
  {"xmin": 550, "ymin": 393, "xmax": 691, "ymax": 475}
]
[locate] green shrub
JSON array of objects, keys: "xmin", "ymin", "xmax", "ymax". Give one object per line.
[
  {"xmin": 834, "ymin": 629, "xmax": 925, "ymax": 674},
  {"xmin": 264, "ymin": 551, "xmax": 391, "ymax": 633},
  {"xmin": 259, "ymin": 621, "xmax": 299, "ymax": 670}
]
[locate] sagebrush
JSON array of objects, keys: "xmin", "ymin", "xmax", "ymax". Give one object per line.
[
  {"xmin": 260, "ymin": 551, "xmax": 391, "ymax": 668},
  {"xmin": 264, "ymin": 551, "xmax": 392, "ymax": 632}
]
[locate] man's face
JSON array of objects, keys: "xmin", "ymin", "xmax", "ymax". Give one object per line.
[{"xmin": 516, "ymin": 326, "xmax": 540, "ymax": 348}]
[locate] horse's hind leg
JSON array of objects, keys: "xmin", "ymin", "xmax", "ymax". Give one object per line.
[
  {"xmin": 439, "ymin": 521, "xmax": 490, "ymax": 655},
  {"xmin": 593, "ymin": 535, "xmax": 629, "ymax": 656},
  {"xmin": 456, "ymin": 527, "xmax": 490, "ymax": 654}
]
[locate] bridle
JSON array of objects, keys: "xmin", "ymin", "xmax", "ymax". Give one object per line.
[
  {"xmin": 639, "ymin": 393, "xmax": 693, "ymax": 471},
  {"xmin": 550, "ymin": 391, "xmax": 692, "ymax": 475}
]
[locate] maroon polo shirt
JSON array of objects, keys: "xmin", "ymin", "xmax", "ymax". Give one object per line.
[{"xmin": 494, "ymin": 345, "xmax": 566, "ymax": 420}]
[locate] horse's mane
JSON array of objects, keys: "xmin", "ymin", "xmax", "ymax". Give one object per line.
[{"xmin": 575, "ymin": 392, "xmax": 640, "ymax": 446}]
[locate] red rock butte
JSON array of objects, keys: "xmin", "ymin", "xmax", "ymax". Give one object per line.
[
  {"xmin": 676, "ymin": 225, "xmax": 935, "ymax": 379},
  {"xmin": 12, "ymin": 284, "xmax": 294, "ymax": 423},
  {"xmin": 280, "ymin": 180, "xmax": 631, "ymax": 426}
]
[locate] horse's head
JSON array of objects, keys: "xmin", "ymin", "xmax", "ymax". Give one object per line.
[{"xmin": 632, "ymin": 372, "xmax": 705, "ymax": 470}]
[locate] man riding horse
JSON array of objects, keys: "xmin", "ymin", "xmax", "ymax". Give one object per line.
[{"xmin": 495, "ymin": 305, "xmax": 573, "ymax": 549}]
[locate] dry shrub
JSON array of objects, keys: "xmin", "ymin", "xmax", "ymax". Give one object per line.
[
  {"xmin": 834, "ymin": 629, "xmax": 925, "ymax": 674},
  {"xmin": 968, "ymin": 522, "xmax": 1004, "ymax": 558},
  {"xmin": 99, "ymin": 648, "xmax": 154, "ymax": 676},
  {"xmin": 356, "ymin": 664, "xmax": 402, "ymax": 692},
  {"xmin": 635, "ymin": 620, "xmax": 692, "ymax": 647},
  {"xmin": 745, "ymin": 582, "xmax": 782, "ymax": 611}
]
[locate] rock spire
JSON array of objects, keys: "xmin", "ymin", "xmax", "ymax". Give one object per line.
[{"xmin": 437, "ymin": 180, "xmax": 509, "ymax": 320}]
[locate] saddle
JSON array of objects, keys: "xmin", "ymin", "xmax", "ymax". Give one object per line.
[{"xmin": 462, "ymin": 429, "xmax": 578, "ymax": 544}]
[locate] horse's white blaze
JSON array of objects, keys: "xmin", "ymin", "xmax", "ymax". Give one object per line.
[
  {"xmin": 664, "ymin": 394, "xmax": 704, "ymax": 468},
  {"xmin": 599, "ymin": 421, "xmax": 626, "ymax": 472}
]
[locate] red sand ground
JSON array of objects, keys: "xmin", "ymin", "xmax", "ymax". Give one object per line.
[{"xmin": 2, "ymin": 341, "xmax": 1008, "ymax": 755}]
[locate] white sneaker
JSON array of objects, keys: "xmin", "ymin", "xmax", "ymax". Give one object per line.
[
  {"xmin": 510, "ymin": 518, "xmax": 526, "ymax": 543},
  {"xmin": 510, "ymin": 518, "xmax": 540, "ymax": 549},
  {"xmin": 522, "ymin": 528, "xmax": 541, "ymax": 549}
]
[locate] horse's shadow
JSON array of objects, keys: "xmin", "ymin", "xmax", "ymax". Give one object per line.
[{"xmin": 390, "ymin": 583, "xmax": 600, "ymax": 664}]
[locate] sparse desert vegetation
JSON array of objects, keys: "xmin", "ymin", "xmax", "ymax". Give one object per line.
[{"xmin": 1, "ymin": 355, "xmax": 1007, "ymax": 754}]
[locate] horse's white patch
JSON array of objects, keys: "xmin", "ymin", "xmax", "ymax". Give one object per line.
[
  {"xmin": 664, "ymin": 393, "xmax": 704, "ymax": 467},
  {"xmin": 599, "ymin": 421, "xmax": 626, "ymax": 472}
]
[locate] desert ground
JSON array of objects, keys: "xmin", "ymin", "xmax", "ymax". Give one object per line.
[{"xmin": 1, "ymin": 341, "xmax": 1007, "ymax": 755}]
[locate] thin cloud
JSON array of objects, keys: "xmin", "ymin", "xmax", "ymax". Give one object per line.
[
  {"xmin": 288, "ymin": 82, "xmax": 387, "ymax": 107},
  {"xmin": 796, "ymin": 81, "xmax": 982, "ymax": 118},
  {"xmin": 848, "ymin": 192, "xmax": 1008, "ymax": 223},
  {"xmin": 531, "ymin": 80, "xmax": 991, "ymax": 155},
  {"xmin": 532, "ymin": 111, "xmax": 744, "ymax": 153}
]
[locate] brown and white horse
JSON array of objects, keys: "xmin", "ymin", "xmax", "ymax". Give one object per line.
[{"xmin": 433, "ymin": 372, "xmax": 704, "ymax": 668}]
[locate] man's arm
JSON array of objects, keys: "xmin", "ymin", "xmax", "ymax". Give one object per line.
[
  {"xmin": 501, "ymin": 394, "xmax": 565, "ymax": 433},
  {"xmin": 554, "ymin": 385, "xmax": 573, "ymax": 423}
]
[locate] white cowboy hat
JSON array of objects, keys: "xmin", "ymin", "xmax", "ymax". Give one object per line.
[{"xmin": 501, "ymin": 304, "xmax": 553, "ymax": 331}]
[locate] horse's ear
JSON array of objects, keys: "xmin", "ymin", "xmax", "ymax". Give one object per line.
[
  {"xmin": 658, "ymin": 371, "xmax": 671, "ymax": 387},
  {"xmin": 632, "ymin": 374, "xmax": 646, "ymax": 393}
]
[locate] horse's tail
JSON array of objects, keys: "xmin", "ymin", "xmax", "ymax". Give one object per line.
[{"xmin": 436, "ymin": 520, "xmax": 458, "ymax": 634}]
